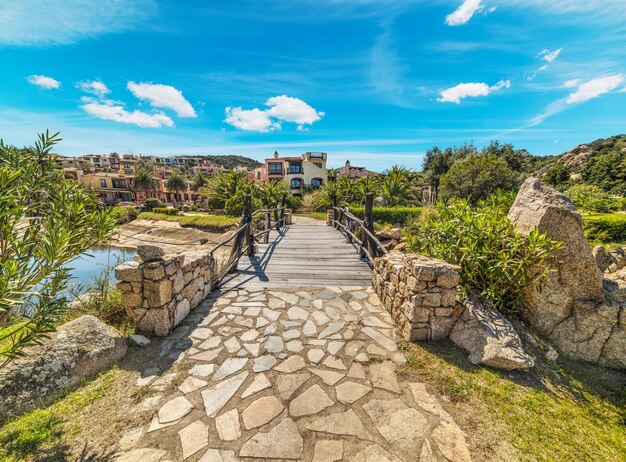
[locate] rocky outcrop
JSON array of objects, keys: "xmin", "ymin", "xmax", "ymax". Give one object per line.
[
  {"xmin": 508, "ymin": 178, "xmax": 625, "ymax": 369},
  {"xmin": 450, "ymin": 296, "xmax": 534, "ymax": 370},
  {"xmin": 0, "ymin": 315, "xmax": 127, "ymax": 420},
  {"xmin": 373, "ymin": 252, "xmax": 533, "ymax": 370}
]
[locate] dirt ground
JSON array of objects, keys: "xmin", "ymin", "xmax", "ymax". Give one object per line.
[{"xmin": 109, "ymin": 219, "xmax": 234, "ymax": 254}]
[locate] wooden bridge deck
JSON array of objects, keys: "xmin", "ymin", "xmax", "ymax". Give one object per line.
[{"xmin": 220, "ymin": 220, "xmax": 372, "ymax": 289}]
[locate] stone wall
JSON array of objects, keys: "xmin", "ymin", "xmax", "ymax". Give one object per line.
[
  {"xmin": 372, "ymin": 251, "xmax": 463, "ymax": 341},
  {"xmin": 116, "ymin": 245, "xmax": 217, "ymax": 336}
]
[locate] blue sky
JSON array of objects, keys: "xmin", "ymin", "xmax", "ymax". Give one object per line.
[{"xmin": 1, "ymin": 0, "xmax": 625, "ymax": 170}]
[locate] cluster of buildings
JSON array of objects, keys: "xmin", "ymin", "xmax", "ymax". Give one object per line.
[{"xmin": 59, "ymin": 151, "xmax": 378, "ymax": 206}]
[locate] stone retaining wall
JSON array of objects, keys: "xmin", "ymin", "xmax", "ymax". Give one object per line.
[
  {"xmin": 372, "ymin": 251, "xmax": 463, "ymax": 341},
  {"xmin": 115, "ymin": 245, "xmax": 217, "ymax": 336}
]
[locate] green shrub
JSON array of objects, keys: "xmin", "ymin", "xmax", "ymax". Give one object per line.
[
  {"xmin": 137, "ymin": 212, "xmax": 239, "ymax": 232},
  {"xmin": 143, "ymin": 198, "xmax": 162, "ymax": 210},
  {"xmin": 110, "ymin": 206, "xmax": 138, "ymax": 224},
  {"xmin": 152, "ymin": 207, "xmax": 180, "ymax": 216},
  {"xmin": 405, "ymin": 197, "xmax": 560, "ymax": 313},
  {"xmin": 583, "ymin": 213, "xmax": 626, "ymax": 243},
  {"xmin": 349, "ymin": 206, "xmax": 421, "ymax": 226}
]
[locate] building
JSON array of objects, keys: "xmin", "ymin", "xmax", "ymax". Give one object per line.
[
  {"xmin": 335, "ymin": 160, "xmax": 377, "ymax": 178},
  {"xmin": 253, "ymin": 151, "xmax": 328, "ymax": 193},
  {"xmin": 80, "ymin": 172, "xmax": 135, "ymax": 204}
]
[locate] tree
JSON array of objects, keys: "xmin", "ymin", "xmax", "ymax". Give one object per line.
[
  {"xmin": 312, "ymin": 180, "xmax": 343, "ymax": 210},
  {"xmin": 544, "ymin": 163, "xmax": 570, "ymax": 187},
  {"xmin": 257, "ymin": 180, "xmax": 289, "ymax": 208},
  {"xmin": 439, "ymin": 155, "xmax": 518, "ymax": 205},
  {"xmin": 132, "ymin": 166, "xmax": 158, "ymax": 198},
  {"xmin": 355, "ymin": 176, "xmax": 379, "ymax": 204},
  {"xmin": 0, "ymin": 132, "xmax": 116, "ymax": 366},
  {"xmin": 199, "ymin": 171, "xmax": 256, "ymax": 215},
  {"xmin": 191, "ymin": 172, "xmax": 210, "ymax": 192},
  {"xmin": 165, "ymin": 171, "xmax": 188, "ymax": 202},
  {"xmin": 378, "ymin": 165, "xmax": 416, "ymax": 206}
]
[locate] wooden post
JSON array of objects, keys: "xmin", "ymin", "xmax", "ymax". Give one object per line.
[
  {"xmin": 273, "ymin": 202, "xmax": 280, "ymax": 231},
  {"xmin": 364, "ymin": 192, "xmax": 376, "ymax": 259},
  {"xmin": 280, "ymin": 194, "xmax": 286, "ymax": 229},
  {"xmin": 344, "ymin": 206, "xmax": 352, "ymax": 244},
  {"xmin": 332, "ymin": 197, "xmax": 338, "ymax": 229},
  {"xmin": 243, "ymin": 194, "xmax": 254, "ymax": 256},
  {"xmin": 265, "ymin": 210, "xmax": 271, "ymax": 243}
]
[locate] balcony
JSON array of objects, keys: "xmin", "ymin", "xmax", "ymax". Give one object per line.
[{"xmin": 287, "ymin": 166, "xmax": 303, "ymax": 174}]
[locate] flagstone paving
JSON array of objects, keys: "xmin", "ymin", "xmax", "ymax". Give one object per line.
[{"xmin": 113, "ymin": 287, "xmax": 472, "ymax": 461}]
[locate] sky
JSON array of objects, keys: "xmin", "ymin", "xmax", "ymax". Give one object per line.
[{"xmin": 1, "ymin": 0, "xmax": 625, "ymax": 170}]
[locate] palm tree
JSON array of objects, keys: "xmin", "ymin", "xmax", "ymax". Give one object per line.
[
  {"xmin": 132, "ymin": 167, "xmax": 158, "ymax": 200},
  {"xmin": 191, "ymin": 172, "xmax": 210, "ymax": 192},
  {"xmin": 257, "ymin": 180, "xmax": 289, "ymax": 208},
  {"xmin": 312, "ymin": 180, "xmax": 343, "ymax": 211},
  {"xmin": 379, "ymin": 165, "xmax": 416, "ymax": 206},
  {"xmin": 165, "ymin": 171, "xmax": 188, "ymax": 203},
  {"xmin": 198, "ymin": 171, "xmax": 256, "ymax": 216},
  {"xmin": 355, "ymin": 176, "xmax": 379, "ymax": 204}
]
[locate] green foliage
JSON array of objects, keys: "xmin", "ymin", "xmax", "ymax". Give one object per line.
[
  {"xmin": 151, "ymin": 207, "xmax": 180, "ymax": 216},
  {"xmin": 110, "ymin": 206, "xmax": 138, "ymax": 224},
  {"xmin": 312, "ymin": 180, "xmax": 343, "ymax": 210},
  {"xmin": 191, "ymin": 172, "xmax": 210, "ymax": 192},
  {"xmin": 565, "ymin": 183, "xmax": 624, "ymax": 213},
  {"xmin": 439, "ymin": 155, "xmax": 519, "ymax": 206},
  {"xmin": 198, "ymin": 171, "xmax": 257, "ymax": 216},
  {"xmin": 544, "ymin": 163, "xmax": 570, "ymax": 187},
  {"xmin": 185, "ymin": 155, "xmax": 261, "ymax": 170},
  {"xmin": 583, "ymin": 213, "xmax": 626, "ymax": 243},
  {"xmin": 580, "ymin": 135, "xmax": 626, "ymax": 195},
  {"xmin": 350, "ymin": 206, "xmax": 421, "ymax": 226},
  {"xmin": 257, "ymin": 180, "xmax": 290, "ymax": 208},
  {"xmin": 137, "ymin": 212, "xmax": 239, "ymax": 232},
  {"xmin": 142, "ymin": 198, "xmax": 162, "ymax": 210},
  {"xmin": 165, "ymin": 171, "xmax": 188, "ymax": 199},
  {"xmin": 131, "ymin": 166, "xmax": 157, "ymax": 193},
  {"xmin": 405, "ymin": 196, "xmax": 560, "ymax": 312},
  {"xmin": 378, "ymin": 166, "xmax": 417, "ymax": 206},
  {"xmin": 0, "ymin": 132, "xmax": 116, "ymax": 366}
]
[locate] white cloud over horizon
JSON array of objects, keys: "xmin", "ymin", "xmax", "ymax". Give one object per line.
[
  {"xmin": 438, "ymin": 80, "xmax": 510, "ymax": 104},
  {"xmin": 26, "ymin": 75, "xmax": 61, "ymax": 89},
  {"xmin": 81, "ymin": 100, "xmax": 174, "ymax": 128},
  {"xmin": 445, "ymin": 0, "xmax": 483, "ymax": 26},
  {"xmin": 224, "ymin": 95, "xmax": 324, "ymax": 132},
  {"xmin": 127, "ymin": 82, "xmax": 197, "ymax": 118},
  {"xmin": 0, "ymin": 0, "xmax": 156, "ymax": 46}
]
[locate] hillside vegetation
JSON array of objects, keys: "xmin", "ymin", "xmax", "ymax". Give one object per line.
[{"xmin": 186, "ymin": 154, "xmax": 262, "ymax": 170}]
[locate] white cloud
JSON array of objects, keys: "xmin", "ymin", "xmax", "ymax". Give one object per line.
[
  {"xmin": 76, "ymin": 80, "xmax": 110, "ymax": 97},
  {"xmin": 224, "ymin": 107, "xmax": 280, "ymax": 132},
  {"xmin": 265, "ymin": 95, "xmax": 325, "ymax": 129},
  {"xmin": 26, "ymin": 75, "xmax": 61, "ymax": 89},
  {"xmin": 0, "ymin": 0, "xmax": 156, "ymax": 46},
  {"xmin": 564, "ymin": 79, "xmax": 581, "ymax": 88},
  {"xmin": 81, "ymin": 101, "xmax": 174, "ymax": 128},
  {"xmin": 445, "ymin": 0, "xmax": 483, "ymax": 26},
  {"xmin": 224, "ymin": 96, "xmax": 324, "ymax": 132},
  {"xmin": 540, "ymin": 48, "xmax": 562, "ymax": 63},
  {"xmin": 438, "ymin": 79, "xmax": 510, "ymax": 104},
  {"xmin": 127, "ymin": 82, "xmax": 196, "ymax": 118},
  {"xmin": 566, "ymin": 74, "xmax": 624, "ymax": 104}
]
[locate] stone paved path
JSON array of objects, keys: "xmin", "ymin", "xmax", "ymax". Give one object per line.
[{"xmin": 114, "ymin": 287, "xmax": 472, "ymax": 462}]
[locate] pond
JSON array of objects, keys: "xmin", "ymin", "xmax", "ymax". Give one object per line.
[{"xmin": 66, "ymin": 246, "xmax": 137, "ymax": 291}]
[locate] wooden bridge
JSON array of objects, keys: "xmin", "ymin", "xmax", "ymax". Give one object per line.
[{"xmin": 215, "ymin": 193, "xmax": 388, "ymax": 290}]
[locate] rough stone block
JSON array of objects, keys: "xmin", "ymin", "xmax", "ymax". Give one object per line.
[
  {"xmin": 143, "ymin": 262, "xmax": 165, "ymax": 281},
  {"xmin": 115, "ymin": 261, "xmax": 142, "ymax": 282},
  {"xmin": 144, "ymin": 279, "xmax": 172, "ymax": 308}
]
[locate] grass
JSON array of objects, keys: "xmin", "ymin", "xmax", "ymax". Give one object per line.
[
  {"xmin": 294, "ymin": 211, "xmax": 327, "ymax": 221},
  {"xmin": 137, "ymin": 212, "xmax": 239, "ymax": 232},
  {"xmin": 400, "ymin": 341, "xmax": 626, "ymax": 462},
  {"xmin": 0, "ymin": 368, "xmax": 120, "ymax": 461}
]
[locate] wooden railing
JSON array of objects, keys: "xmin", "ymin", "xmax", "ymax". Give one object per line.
[
  {"xmin": 332, "ymin": 192, "xmax": 389, "ymax": 266},
  {"xmin": 210, "ymin": 194, "xmax": 287, "ymax": 287}
]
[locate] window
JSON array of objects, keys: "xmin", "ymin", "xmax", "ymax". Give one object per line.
[
  {"xmin": 288, "ymin": 163, "xmax": 302, "ymax": 174},
  {"xmin": 290, "ymin": 178, "xmax": 303, "ymax": 189},
  {"xmin": 269, "ymin": 162, "xmax": 282, "ymax": 175},
  {"xmin": 313, "ymin": 162, "xmax": 323, "ymax": 169},
  {"xmin": 100, "ymin": 179, "xmax": 107, "ymax": 188},
  {"xmin": 112, "ymin": 179, "xmax": 124, "ymax": 188},
  {"xmin": 257, "ymin": 171, "xmax": 261, "ymax": 179},
  {"xmin": 311, "ymin": 178, "xmax": 323, "ymax": 188}
]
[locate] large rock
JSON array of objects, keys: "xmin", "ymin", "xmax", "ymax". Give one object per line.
[
  {"xmin": 508, "ymin": 178, "xmax": 604, "ymax": 334},
  {"xmin": 0, "ymin": 315, "xmax": 127, "ymax": 420},
  {"xmin": 450, "ymin": 296, "xmax": 534, "ymax": 370},
  {"xmin": 508, "ymin": 178, "xmax": 625, "ymax": 369},
  {"xmin": 592, "ymin": 245, "xmax": 614, "ymax": 273}
]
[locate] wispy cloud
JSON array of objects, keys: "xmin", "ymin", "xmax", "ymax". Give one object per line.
[
  {"xmin": 438, "ymin": 80, "xmax": 511, "ymax": 104},
  {"xmin": 76, "ymin": 80, "xmax": 110, "ymax": 98},
  {"xmin": 0, "ymin": 0, "xmax": 156, "ymax": 46},
  {"xmin": 445, "ymin": 0, "xmax": 484, "ymax": 26},
  {"xmin": 127, "ymin": 82, "xmax": 196, "ymax": 118},
  {"xmin": 527, "ymin": 48, "xmax": 563, "ymax": 81},
  {"xmin": 26, "ymin": 75, "xmax": 61, "ymax": 89},
  {"xmin": 224, "ymin": 96, "xmax": 324, "ymax": 132}
]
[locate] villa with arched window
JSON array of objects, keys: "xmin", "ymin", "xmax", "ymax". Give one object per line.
[
  {"xmin": 290, "ymin": 178, "xmax": 304, "ymax": 189},
  {"xmin": 311, "ymin": 177, "xmax": 323, "ymax": 188}
]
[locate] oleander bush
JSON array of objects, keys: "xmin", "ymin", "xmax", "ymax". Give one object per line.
[
  {"xmin": 405, "ymin": 195, "xmax": 560, "ymax": 312},
  {"xmin": 350, "ymin": 206, "xmax": 421, "ymax": 227},
  {"xmin": 110, "ymin": 206, "xmax": 138, "ymax": 224}
]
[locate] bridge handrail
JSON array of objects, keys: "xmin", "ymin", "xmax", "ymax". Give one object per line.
[{"xmin": 331, "ymin": 193, "xmax": 389, "ymax": 266}]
